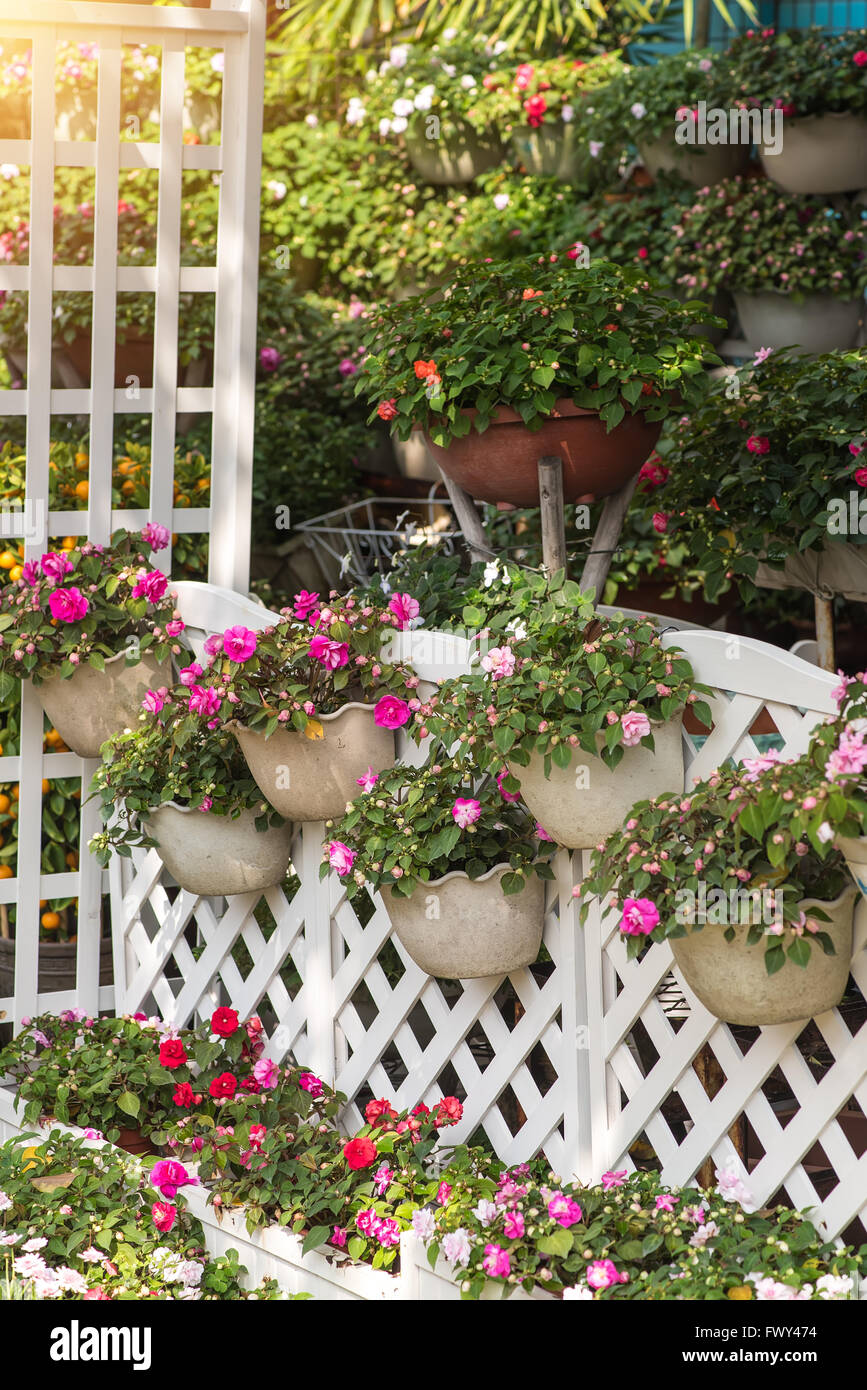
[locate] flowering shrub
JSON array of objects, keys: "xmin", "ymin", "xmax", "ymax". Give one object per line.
[
  {"xmin": 322, "ymin": 752, "xmax": 555, "ymax": 900},
  {"xmin": 567, "ymin": 173, "xmax": 699, "ymax": 286},
  {"xmin": 358, "ymin": 34, "xmax": 505, "ymax": 144},
  {"xmin": 0, "ymin": 528, "xmax": 180, "ymax": 697},
  {"xmin": 653, "ymin": 348, "xmax": 867, "ymax": 599},
  {"xmin": 581, "ymin": 751, "xmax": 853, "ymax": 972},
  {"xmin": 479, "ymin": 51, "xmax": 624, "ymax": 136},
  {"xmin": 358, "ymin": 256, "xmax": 719, "ymax": 446},
  {"xmin": 587, "ymin": 47, "xmax": 742, "ymax": 146},
  {"xmin": 726, "ymin": 25, "xmax": 867, "ymax": 119},
  {"xmin": 669, "ymin": 174, "xmax": 867, "ymax": 300}
]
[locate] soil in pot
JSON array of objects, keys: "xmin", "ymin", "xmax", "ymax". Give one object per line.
[
  {"xmin": 639, "ymin": 137, "xmax": 749, "ymax": 187},
  {"xmin": 144, "ymin": 802, "xmax": 293, "ymax": 897},
  {"xmin": 385, "ymin": 864, "xmax": 545, "ymax": 978},
  {"xmin": 669, "ymin": 884, "xmax": 858, "ymax": 1026},
  {"xmin": 405, "ymin": 119, "xmax": 503, "ymax": 184},
  {"xmin": 516, "ymin": 716, "xmax": 684, "ymax": 850},
  {"xmin": 422, "ymin": 399, "xmax": 662, "ymax": 508},
  {"xmin": 760, "ymin": 113, "xmax": 867, "ymax": 194},
  {"xmin": 33, "ymin": 648, "xmax": 169, "ymax": 759},
  {"xmin": 733, "ymin": 291, "xmax": 861, "ymax": 354},
  {"xmin": 231, "ymin": 704, "xmax": 395, "ymax": 822},
  {"xmin": 0, "ymin": 935, "xmax": 113, "ymax": 996}
]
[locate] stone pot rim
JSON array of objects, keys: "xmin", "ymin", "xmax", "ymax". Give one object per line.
[
  {"xmin": 764, "ymin": 110, "xmax": 867, "ymax": 132},
  {"xmin": 733, "ymin": 287, "xmax": 860, "ymax": 306},
  {"xmin": 226, "ymin": 701, "xmax": 378, "ymax": 735},
  {"xmin": 144, "ymin": 799, "xmax": 267, "ymax": 819},
  {"xmin": 39, "ymin": 647, "xmax": 160, "ymax": 679},
  {"xmin": 796, "ymin": 882, "xmax": 858, "ymax": 914},
  {"xmin": 393, "ymin": 862, "xmax": 536, "ymax": 891}
]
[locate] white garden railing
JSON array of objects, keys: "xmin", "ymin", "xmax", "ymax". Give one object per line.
[{"xmin": 0, "ymin": 0, "xmax": 266, "ymax": 1031}]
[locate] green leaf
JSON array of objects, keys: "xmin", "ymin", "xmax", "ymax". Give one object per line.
[
  {"xmin": 117, "ymin": 1090, "xmax": 140, "ymax": 1120},
  {"xmin": 301, "ymin": 1225, "xmax": 332, "ymax": 1256},
  {"xmin": 536, "ymin": 1226, "xmax": 573, "ymax": 1258}
]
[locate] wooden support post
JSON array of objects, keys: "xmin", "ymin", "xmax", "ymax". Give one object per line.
[
  {"xmin": 579, "ymin": 475, "xmax": 639, "ymax": 603},
  {"xmin": 814, "ymin": 594, "xmax": 835, "ymax": 672},
  {"xmin": 538, "ymin": 455, "xmax": 567, "ymax": 577},
  {"xmin": 438, "ymin": 470, "xmax": 492, "ymax": 564}
]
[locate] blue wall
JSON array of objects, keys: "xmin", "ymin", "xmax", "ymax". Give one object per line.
[{"xmin": 630, "ymin": 0, "xmax": 867, "ymax": 57}]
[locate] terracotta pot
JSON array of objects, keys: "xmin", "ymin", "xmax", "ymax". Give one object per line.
[
  {"xmin": 733, "ymin": 291, "xmax": 861, "ymax": 354},
  {"xmin": 230, "ymin": 704, "xmax": 395, "ymax": 822},
  {"xmin": 116, "ymin": 1127, "xmax": 155, "ymax": 1156},
  {"xmin": 33, "ymin": 649, "xmax": 169, "ymax": 759},
  {"xmin": 422, "ymin": 399, "xmax": 662, "ymax": 507},
  {"xmin": 405, "ymin": 120, "xmax": 503, "ymax": 184},
  {"xmin": 0, "ymin": 935, "xmax": 113, "ymax": 996},
  {"xmin": 510, "ymin": 124, "xmax": 590, "ymax": 183},
  {"xmin": 516, "ymin": 716, "xmax": 684, "ymax": 850},
  {"xmin": 760, "ymin": 113, "xmax": 867, "ymax": 194},
  {"xmin": 144, "ymin": 802, "xmax": 293, "ymax": 897},
  {"xmin": 385, "ymin": 864, "xmax": 545, "ymax": 978},
  {"xmin": 669, "ymin": 885, "xmax": 858, "ymax": 1026},
  {"xmin": 835, "ymin": 832, "xmax": 867, "ymax": 906},
  {"xmin": 639, "ymin": 136, "xmax": 749, "ymax": 187}
]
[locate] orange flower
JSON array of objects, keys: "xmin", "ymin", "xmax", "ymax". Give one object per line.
[
  {"xmin": 522, "ymin": 289, "xmax": 543, "ymax": 300},
  {"xmin": 413, "ymin": 359, "xmax": 438, "ymax": 379}
]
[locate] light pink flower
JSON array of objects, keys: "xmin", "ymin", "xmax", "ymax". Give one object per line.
[
  {"xmin": 620, "ymin": 711, "xmax": 651, "ymax": 746},
  {"xmin": 452, "ymin": 797, "xmax": 482, "ymax": 829},
  {"xmin": 481, "ymin": 645, "xmax": 516, "ymax": 680},
  {"xmin": 586, "ymin": 1258, "xmax": 628, "ymax": 1290},
  {"xmin": 253, "ymin": 1056, "xmax": 279, "ymax": 1089},
  {"xmin": 601, "ymin": 1170, "xmax": 628, "ymax": 1190}
]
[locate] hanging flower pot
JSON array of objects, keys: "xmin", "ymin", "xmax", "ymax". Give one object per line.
[
  {"xmin": 638, "ymin": 137, "xmax": 749, "ymax": 188},
  {"xmin": 760, "ymin": 113, "xmax": 867, "ymax": 195},
  {"xmin": 143, "ymin": 802, "xmax": 293, "ymax": 897},
  {"xmin": 34, "ymin": 648, "xmax": 168, "ymax": 759},
  {"xmin": 733, "ymin": 291, "xmax": 862, "ymax": 354},
  {"xmin": 518, "ymin": 716, "xmax": 685, "ymax": 850},
  {"xmin": 385, "ymin": 864, "xmax": 545, "ymax": 978},
  {"xmin": 231, "ymin": 704, "xmax": 396, "ymax": 822},
  {"xmin": 510, "ymin": 124, "xmax": 590, "ymax": 183},
  {"xmin": 669, "ymin": 885, "xmax": 857, "ymax": 1025},
  {"xmin": 405, "ymin": 120, "xmax": 504, "ymax": 184}
]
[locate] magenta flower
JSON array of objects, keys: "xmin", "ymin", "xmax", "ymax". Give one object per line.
[
  {"xmin": 40, "ymin": 551, "xmax": 74, "ymax": 584},
  {"xmin": 619, "ymin": 897, "xmax": 660, "ymax": 936},
  {"xmin": 373, "ymin": 695, "xmax": 410, "ymax": 729},
  {"xmin": 503, "ymin": 1210, "xmax": 525, "ymax": 1240},
  {"xmin": 293, "ymin": 589, "xmax": 319, "ymax": 620},
  {"xmin": 535, "ymin": 822, "xmax": 553, "ymax": 842},
  {"xmin": 149, "ymin": 1159, "xmax": 197, "ymax": 1199},
  {"xmin": 332, "ymin": 1226, "xmax": 347, "ymax": 1247},
  {"xmin": 496, "ymin": 768, "xmax": 521, "ymax": 802},
  {"xmin": 309, "ymin": 634, "xmax": 349, "ymax": 670},
  {"xmin": 142, "ymin": 687, "xmax": 168, "ymax": 714},
  {"xmin": 48, "ymin": 586, "xmax": 88, "ymax": 623},
  {"xmin": 165, "ymin": 618, "xmax": 185, "ymax": 636},
  {"xmin": 376, "ymin": 1218, "xmax": 401, "ymax": 1248},
  {"xmin": 586, "ymin": 1259, "xmax": 628, "ymax": 1290},
  {"xmin": 481, "ymin": 645, "xmax": 516, "ymax": 680},
  {"xmin": 222, "ymin": 625, "xmax": 258, "ymax": 662},
  {"xmin": 655, "ymin": 1193, "xmax": 677, "ymax": 1212},
  {"xmin": 299, "ymin": 1072, "xmax": 323, "ymax": 1097},
  {"xmin": 253, "ymin": 1056, "xmax": 279, "ymax": 1090},
  {"xmin": 388, "ymin": 592, "xmax": 420, "ymax": 629},
  {"xmin": 601, "ymin": 1170, "xmax": 628, "ymax": 1191},
  {"xmin": 620, "ymin": 711, "xmax": 651, "ymax": 746},
  {"xmin": 188, "ymin": 685, "xmax": 222, "ymax": 718},
  {"xmin": 746, "ymin": 435, "xmax": 770, "ymax": 454},
  {"xmin": 482, "ymin": 1243, "xmax": 511, "ymax": 1278},
  {"xmin": 452, "ymin": 797, "xmax": 481, "ymax": 829},
  {"xmin": 338, "ymin": 358, "xmax": 357, "ymax": 378},
  {"xmin": 141, "ymin": 522, "xmax": 170, "ymax": 551},
  {"xmin": 20, "ymin": 560, "xmax": 40, "ymax": 586},
  {"xmin": 373, "ymin": 1162, "xmax": 394, "ymax": 1196},
  {"xmin": 151, "ymin": 1201, "xmax": 176, "ymax": 1233},
  {"xmin": 179, "ymin": 662, "xmax": 203, "ymax": 687},
  {"xmin": 132, "ymin": 569, "xmax": 169, "ymax": 603},
  {"xmin": 547, "ymin": 1193, "xmax": 583, "ymax": 1227},
  {"xmin": 356, "ymin": 766, "xmax": 379, "ymax": 793},
  {"xmin": 203, "ymin": 633, "xmax": 223, "ymax": 658},
  {"xmin": 259, "ymin": 346, "xmax": 283, "ymax": 372},
  {"xmin": 328, "ymin": 841, "xmax": 356, "ymax": 876}
]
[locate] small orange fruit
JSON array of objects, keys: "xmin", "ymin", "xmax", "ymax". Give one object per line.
[
  {"xmin": 41, "ymin": 911, "xmax": 61, "ymax": 929},
  {"xmin": 11, "ymin": 785, "xmax": 19, "ymax": 800},
  {"xmin": 121, "ymin": 480, "xmax": 136, "ymax": 496},
  {"xmin": 74, "ymin": 480, "xmax": 89, "ymax": 500},
  {"xmin": 195, "ymin": 478, "xmax": 210, "ymax": 491},
  {"xmin": 62, "ymin": 536, "xmax": 77, "ymax": 551},
  {"xmin": 9, "ymin": 566, "xmax": 22, "ymax": 582},
  {"xmin": 0, "ymin": 794, "xmax": 10, "ymax": 813},
  {"xmin": 41, "ymin": 779, "xmax": 50, "ymax": 795},
  {"xmin": 0, "ymin": 551, "xmax": 16, "ymax": 570},
  {"xmin": 175, "ymin": 494, "xmax": 189, "ymax": 508},
  {"xmin": 0, "ymin": 864, "xmax": 14, "ymax": 879}
]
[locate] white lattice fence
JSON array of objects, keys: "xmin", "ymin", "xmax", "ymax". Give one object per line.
[
  {"xmin": 110, "ymin": 625, "xmax": 867, "ymax": 1237},
  {"xmin": 0, "ymin": 0, "xmax": 265, "ymax": 1031}
]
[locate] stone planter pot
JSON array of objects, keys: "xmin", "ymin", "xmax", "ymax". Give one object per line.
[
  {"xmin": 421, "ymin": 399, "xmax": 662, "ymax": 508},
  {"xmin": 669, "ymin": 885, "xmax": 858, "ymax": 1025},
  {"xmin": 733, "ymin": 291, "xmax": 862, "ymax": 354},
  {"xmin": 33, "ymin": 649, "xmax": 168, "ymax": 759},
  {"xmin": 510, "ymin": 124, "xmax": 589, "ymax": 183},
  {"xmin": 404, "ymin": 120, "xmax": 503, "ymax": 185},
  {"xmin": 760, "ymin": 113, "xmax": 867, "ymax": 194},
  {"xmin": 754, "ymin": 539, "xmax": 867, "ymax": 604},
  {"xmin": 835, "ymin": 832, "xmax": 867, "ymax": 905},
  {"xmin": 516, "ymin": 716, "xmax": 684, "ymax": 850},
  {"xmin": 385, "ymin": 864, "xmax": 545, "ymax": 978},
  {"xmin": 144, "ymin": 802, "xmax": 293, "ymax": 897},
  {"xmin": 638, "ymin": 136, "xmax": 749, "ymax": 187},
  {"xmin": 0, "ymin": 935, "xmax": 113, "ymax": 996},
  {"xmin": 230, "ymin": 704, "xmax": 395, "ymax": 822}
]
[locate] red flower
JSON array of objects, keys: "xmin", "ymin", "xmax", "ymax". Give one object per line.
[
  {"xmin": 209, "ymin": 1071, "xmax": 238, "ymax": 1099},
  {"xmin": 434, "ymin": 1096, "xmax": 463, "ymax": 1127},
  {"xmin": 240, "ymin": 1076, "xmax": 261, "ymax": 1093},
  {"xmin": 343, "ymin": 1136, "xmax": 378, "ymax": 1170},
  {"xmin": 413, "ymin": 359, "xmax": 438, "ymax": 380},
  {"xmin": 377, "ymin": 399, "xmax": 398, "ymax": 421},
  {"xmin": 652, "ymin": 512, "xmax": 669, "ymax": 534},
  {"xmin": 365, "ymin": 1097, "xmax": 398, "ymax": 1126},
  {"xmin": 854, "ymin": 50, "xmax": 867, "ymax": 66},
  {"xmin": 522, "ymin": 288, "xmax": 543, "ymax": 300},
  {"xmin": 523, "ymin": 95, "xmax": 547, "ymax": 127},
  {"xmin": 210, "ymin": 1006, "xmax": 239, "ymax": 1038},
  {"xmin": 411, "ymin": 1102, "xmax": 430, "ymax": 1118},
  {"xmin": 152, "ymin": 1201, "xmax": 176, "ymax": 1233},
  {"xmin": 158, "ymin": 1039, "xmax": 187, "ymax": 1070},
  {"xmin": 746, "ymin": 435, "xmax": 769, "ymax": 454},
  {"xmin": 173, "ymin": 1082, "xmax": 196, "ymax": 1109},
  {"xmin": 637, "ymin": 246, "xmax": 648, "ymax": 260},
  {"xmin": 638, "ymin": 458, "xmax": 669, "ymax": 489}
]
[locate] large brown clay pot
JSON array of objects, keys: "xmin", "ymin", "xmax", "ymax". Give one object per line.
[{"xmin": 421, "ymin": 400, "xmax": 662, "ymax": 507}]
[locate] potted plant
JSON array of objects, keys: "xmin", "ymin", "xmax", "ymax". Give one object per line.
[
  {"xmin": 727, "ymin": 26, "xmax": 867, "ymax": 193},
  {"xmin": 0, "ymin": 527, "xmax": 180, "ymax": 758},
  {"xmin": 417, "ymin": 572, "xmax": 710, "ymax": 850},
  {"xmin": 359, "ymin": 34, "xmax": 504, "ymax": 184},
  {"xmin": 89, "ymin": 678, "xmax": 293, "ymax": 898},
  {"xmin": 195, "ymin": 593, "xmax": 417, "ymax": 822},
  {"xmin": 582, "ymin": 752, "xmax": 859, "ymax": 1025},
  {"xmin": 669, "ymin": 176, "xmax": 867, "ymax": 353},
  {"xmin": 652, "ymin": 349, "xmax": 867, "ymax": 603},
  {"xmin": 357, "ymin": 257, "xmax": 719, "ymax": 508},
  {"xmin": 324, "ymin": 752, "xmax": 554, "ymax": 978}
]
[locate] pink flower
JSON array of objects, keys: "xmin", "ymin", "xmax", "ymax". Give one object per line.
[
  {"xmin": 222, "ymin": 625, "xmax": 258, "ymax": 662},
  {"xmin": 437, "ymin": 1181, "xmax": 452, "ymax": 1205},
  {"xmin": 142, "ymin": 687, "xmax": 168, "ymax": 714},
  {"xmin": 20, "ymin": 560, "xmax": 40, "ymax": 586},
  {"xmin": 356, "ymin": 1208, "xmax": 380, "ymax": 1237},
  {"xmin": 496, "ymin": 768, "xmax": 521, "ymax": 802},
  {"xmin": 152, "ymin": 1202, "xmax": 177, "ymax": 1233},
  {"xmin": 48, "ymin": 586, "xmax": 88, "ymax": 622},
  {"xmin": 740, "ymin": 749, "xmax": 782, "ymax": 781},
  {"xmin": 854, "ymin": 49, "xmax": 867, "ymax": 66},
  {"xmin": 746, "ymin": 435, "xmax": 770, "ymax": 454},
  {"xmin": 132, "ymin": 569, "xmax": 169, "ymax": 603},
  {"xmin": 374, "ymin": 695, "xmax": 410, "ymax": 729},
  {"xmin": 375, "ymin": 1218, "xmax": 401, "ymax": 1248},
  {"xmin": 188, "ymin": 684, "xmax": 222, "ymax": 718},
  {"xmin": 620, "ymin": 896, "xmax": 659, "ymax": 936},
  {"xmin": 503, "ymin": 1210, "xmax": 525, "ymax": 1239},
  {"xmin": 150, "ymin": 1158, "xmax": 196, "ymax": 1198},
  {"xmin": 586, "ymin": 1259, "xmax": 628, "ymax": 1290},
  {"xmin": 165, "ymin": 619, "xmax": 185, "ymax": 636},
  {"xmin": 655, "ymin": 1193, "xmax": 677, "ymax": 1212},
  {"xmin": 547, "ymin": 1193, "xmax": 583, "ymax": 1227},
  {"xmin": 40, "ymin": 551, "xmax": 74, "ymax": 583},
  {"xmin": 515, "ymin": 62, "xmax": 535, "ymax": 89},
  {"xmin": 253, "ymin": 1056, "xmax": 279, "ymax": 1089},
  {"xmin": 601, "ymin": 1170, "xmax": 628, "ymax": 1190},
  {"xmin": 293, "ymin": 589, "xmax": 319, "ymax": 620},
  {"xmin": 388, "ymin": 592, "xmax": 420, "ymax": 629},
  {"xmin": 332, "ymin": 1225, "xmax": 348, "ymax": 1247},
  {"xmin": 356, "ymin": 766, "xmax": 379, "ymax": 792},
  {"xmin": 482, "ymin": 1243, "xmax": 511, "ymax": 1277},
  {"xmin": 141, "ymin": 522, "xmax": 170, "ymax": 551},
  {"xmin": 620, "ymin": 711, "xmax": 651, "ymax": 746},
  {"xmin": 259, "ymin": 346, "xmax": 283, "ymax": 372},
  {"xmin": 452, "ymin": 797, "xmax": 481, "ymax": 829},
  {"xmin": 652, "ymin": 512, "xmax": 668, "ymax": 533},
  {"xmin": 329, "ymin": 841, "xmax": 356, "ymax": 876},
  {"xmin": 373, "ymin": 1162, "xmax": 394, "ymax": 1195},
  {"xmin": 179, "ymin": 662, "xmax": 203, "ymax": 686},
  {"xmin": 535, "ymin": 822, "xmax": 553, "ymax": 841},
  {"xmin": 854, "ymin": 467, "xmax": 867, "ymax": 488},
  {"xmin": 481, "ymin": 645, "xmax": 516, "ymax": 680},
  {"xmin": 299, "ymin": 1071, "xmax": 323, "ymax": 1097},
  {"xmin": 309, "ymin": 634, "xmax": 349, "ymax": 669}
]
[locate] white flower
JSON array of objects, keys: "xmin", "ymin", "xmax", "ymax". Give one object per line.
[
  {"xmin": 689, "ymin": 1220, "xmax": 719, "ymax": 1248},
  {"xmin": 379, "ymin": 117, "xmax": 392, "ymax": 136},
  {"xmin": 411, "ymin": 1208, "xmax": 436, "ymax": 1244},
  {"xmin": 482, "ymin": 559, "xmax": 501, "ymax": 588},
  {"xmin": 630, "ymin": 102, "xmax": 646, "ymax": 119},
  {"xmin": 391, "ymin": 116, "xmax": 409, "ymax": 134},
  {"xmin": 714, "ymin": 1158, "xmax": 759, "ymax": 1213},
  {"xmin": 365, "ymin": 69, "xmax": 378, "ymax": 83},
  {"xmin": 389, "ymin": 45, "xmax": 409, "ymax": 68},
  {"xmin": 747, "ymin": 1273, "xmax": 808, "ymax": 1300},
  {"xmin": 493, "ymin": 192, "xmax": 510, "ymax": 211},
  {"xmin": 305, "ymin": 113, "xmax": 319, "ymax": 128},
  {"xmin": 505, "ymin": 617, "xmax": 527, "ymax": 641},
  {"xmin": 413, "ymin": 84, "xmax": 436, "ymax": 111},
  {"xmin": 346, "ymin": 97, "xmax": 366, "ymax": 126},
  {"xmin": 180, "ymin": 1260, "xmax": 204, "ymax": 1288},
  {"xmin": 210, "ymin": 53, "xmax": 224, "ymax": 74},
  {"xmin": 472, "ymin": 1198, "xmax": 498, "ymax": 1226},
  {"xmin": 266, "ymin": 180, "xmax": 287, "ymax": 200},
  {"xmin": 442, "ymin": 63, "xmax": 457, "ymax": 77},
  {"xmin": 816, "ymin": 821, "xmax": 834, "ymax": 843},
  {"xmin": 176, "ymin": 1286, "xmax": 202, "ymax": 1300},
  {"xmin": 0, "ymin": 1190, "xmax": 12, "ymax": 1211},
  {"xmin": 33, "ymin": 1272, "xmax": 61, "ymax": 1299},
  {"xmin": 460, "ymin": 74, "xmax": 477, "ymax": 89},
  {"xmin": 22, "ymin": 1237, "xmax": 47, "ymax": 1252},
  {"xmin": 392, "ymin": 97, "xmax": 414, "ymax": 118},
  {"xmin": 0, "ymin": 1233, "xmax": 20, "ymax": 1246},
  {"xmin": 80, "ymin": 1246, "xmax": 107, "ymax": 1264},
  {"xmin": 55, "ymin": 1266, "xmax": 89, "ymax": 1294},
  {"xmin": 443, "ymin": 27, "xmax": 458, "ymax": 39},
  {"xmin": 0, "ymin": 163, "xmax": 19, "ymax": 179},
  {"xmin": 563, "ymin": 1283, "xmax": 593, "ymax": 1300},
  {"xmin": 588, "ymin": 140, "xmax": 603, "ymax": 158},
  {"xmin": 561, "ymin": 105, "xmax": 574, "ymax": 122},
  {"xmin": 816, "ymin": 1273, "xmax": 853, "ymax": 1299},
  {"xmin": 441, "ymin": 1228, "xmax": 472, "ymax": 1267}
]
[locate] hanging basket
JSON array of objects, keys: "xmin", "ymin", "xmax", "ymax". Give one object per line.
[
  {"xmin": 760, "ymin": 113, "xmax": 867, "ymax": 194},
  {"xmin": 404, "ymin": 119, "xmax": 503, "ymax": 184},
  {"xmin": 509, "ymin": 124, "xmax": 590, "ymax": 183},
  {"xmin": 33, "ymin": 649, "xmax": 168, "ymax": 759},
  {"xmin": 384, "ymin": 864, "xmax": 545, "ymax": 979},
  {"xmin": 515, "ymin": 716, "xmax": 684, "ymax": 850},
  {"xmin": 669, "ymin": 885, "xmax": 858, "ymax": 1025},
  {"xmin": 733, "ymin": 291, "xmax": 862, "ymax": 354},
  {"xmin": 421, "ymin": 399, "xmax": 662, "ymax": 507},
  {"xmin": 229, "ymin": 705, "xmax": 395, "ymax": 822},
  {"xmin": 144, "ymin": 802, "xmax": 293, "ymax": 897},
  {"xmin": 754, "ymin": 540, "xmax": 867, "ymax": 604},
  {"xmin": 638, "ymin": 136, "xmax": 749, "ymax": 187}
]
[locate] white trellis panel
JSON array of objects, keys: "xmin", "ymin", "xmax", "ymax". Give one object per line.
[
  {"xmin": 0, "ymin": 0, "xmax": 266, "ymax": 1033},
  {"xmin": 110, "ymin": 613, "xmax": 867, "ymax": 1238}
]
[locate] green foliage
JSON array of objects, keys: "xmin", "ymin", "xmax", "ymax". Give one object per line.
[{"xmin": 726, "ymin": 25, "xmax": 867, "ymax": 118}]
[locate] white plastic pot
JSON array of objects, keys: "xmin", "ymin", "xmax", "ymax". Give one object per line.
[
  {"xmin": 669, "ymin": 885, "xmax": 857, "ymax": 1025},
  {"xmin": 760, "ymin": 113, "xmax": 867, "ymax": 194},
  {"xmin": 33, "ymin": 649, "xmax": 168, "ymax": 759},
  {"xmin": 385, "ymin": 864, "xmax": 545, "ymax": 979},
  {"xmin": 230, "ymin": 704, "xmax": 395, "ymax": 822},
  {"xmin": 516, "ymin": 717, "xmax": 684, "ymax": 850},
  {"xmin": 638, "ymin": 137, "xmax": 748, "ymax": 187},
  {"xmin": 734, "ymin": 291, "xmax": 862, "ymax": 354},
  {"xmin": 144, "ymin": 802, "xmax": 293, "ymax": 897}
]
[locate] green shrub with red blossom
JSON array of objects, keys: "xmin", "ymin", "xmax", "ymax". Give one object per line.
[{"xmin": 726, "ymin": 25, "xmax": 867, "ymax": 118}]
